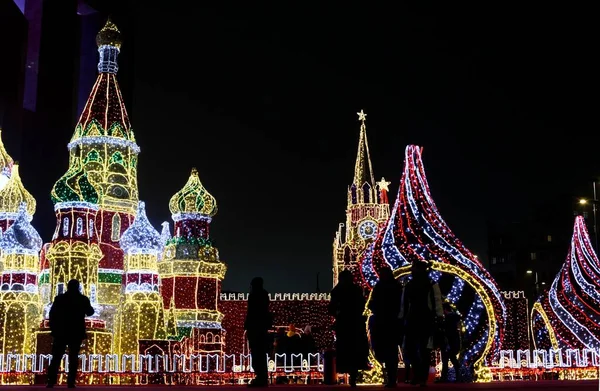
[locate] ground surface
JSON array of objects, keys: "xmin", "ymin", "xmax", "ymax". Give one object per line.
[{"xmin": 2, "ymin": 381, "xmax": 599, "ymax": 390}]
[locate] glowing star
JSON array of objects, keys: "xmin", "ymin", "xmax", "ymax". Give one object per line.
[
  {"xmin": 376, "ymin": 177, "xmax": 391, "ymax": 192},
  {"xmin": 357, "ymin": 109, "xmax": 367, "ymax": 122}
]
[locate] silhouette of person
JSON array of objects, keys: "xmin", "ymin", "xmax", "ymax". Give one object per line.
[
  {"xmin": 400, "ymin": 261, "xmax": 443, "ymax": 387},
  {"xmin": 47, "ymin": 279, "xmax": 94, "ymax": 388},
  {"xmin": 329, "ymin": 270, "xmax": 369, "ymax": 387},
  {"xmin": 245, "ymin": 277, "xmax": 272, "ymax": 387},
  {"xmin": 368, "ymin": 267, "xmax": 402, "ymax": 388},
  {"xmin": 438, "ymin": 302, "xmax": 462, "ymax": 383},
  {"xmin": 301, "ymin": 325, "xmax": 316, "ymax": 356}
]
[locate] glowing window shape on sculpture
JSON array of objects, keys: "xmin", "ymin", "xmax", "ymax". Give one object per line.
[
  {"xmin": 57, "ymin": 283, "xmax": 64, "ymax": 295},
  {"xmin": 63, "ymin": 217, "xmax": 69, "ymax": 236},
  {"xmin": 89, "ymin": 219, "xmax": 94, "ymax": 238},
  {"xmin": 111, "ymin": 214, "xmax": 121, "ymax": 241},
  {"xmin": 76, "ymin": 217, "xmax": 83, "ymax": 236},
  {"xmin": 90, "ymin": 284, "xmax": 97, "ymax": 303}
]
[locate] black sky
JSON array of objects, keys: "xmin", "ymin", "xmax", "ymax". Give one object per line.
[{"xmin": 11, "ymin": 3, "xmax": 599, "ymax": 293}]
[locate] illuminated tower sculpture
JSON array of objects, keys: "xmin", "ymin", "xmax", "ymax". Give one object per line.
[
  {"xmin": 37, "ymin": 156, "xmax": 111, "ymax": 357},
  {"xmin": 532, "ymin": 216, "xmax": 600, "ymax": 352},
  {"xmin": 361, "ymin": 145, "xmax": 506, "ymax": 380},
  {"xmin": 332, "ymin": 110, "xmax": 390, "ymax": 286},
  {"xmin": 0, "ymin": 201, "xmax": 42, "ymax": 359},
  {"xmin": 47, "ymin": 19, "xmax": 140, "ymax": 328},
  {"xmin": 116, "ymin": 201, "xmax": 167, "ymax": 356},
  {"xmin": 160, "ymin": 168, "xmax": 227, "ymax": 353}
]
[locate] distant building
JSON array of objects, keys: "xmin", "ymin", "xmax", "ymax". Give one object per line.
[{"xmin": 488, "ymin": 199, "xmax": 573, "ymax": 300}]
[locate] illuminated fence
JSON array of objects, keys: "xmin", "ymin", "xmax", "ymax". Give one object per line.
[
  {"xmin": 494, "ymin": 348, "xmax": 600, "ymax": 369},
  {"xmin": 0, "ymin": 353, "xmax": 323, "ymax": 375}
]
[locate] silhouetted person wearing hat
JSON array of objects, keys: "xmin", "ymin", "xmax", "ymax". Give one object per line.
[
  {"xmin": 47, "ymin": 279, "xmax": 94, "ymax": 388},
  {"xmin": 245, "ymin": 277, "xmax": 272, "ymax": 387}
]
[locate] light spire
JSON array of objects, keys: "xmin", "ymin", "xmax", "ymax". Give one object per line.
[
  {"xmin": 353, "ymin": 110, "xmax": 376, "ymax": 188},
  {"xmin": 96, "ymin": 18, "xmax": 122, "ymax": 74}
]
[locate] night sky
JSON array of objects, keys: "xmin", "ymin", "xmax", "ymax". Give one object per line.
[{"xmin": 8, "ymin": 3, "xmax": 599, "ymax": 293}]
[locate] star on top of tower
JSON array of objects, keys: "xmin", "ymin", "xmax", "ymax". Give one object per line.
[
  {"xmin": 377, "ymin": 177, "xmax": 391, "ymax": 192},
  {"xmin": 357, "ymin": 109, "xmax": 367, "ymax": 122}
]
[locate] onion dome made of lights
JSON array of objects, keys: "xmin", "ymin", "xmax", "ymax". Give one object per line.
[
  {"xmin": 0, "ymin": 164, "xmax": 36, "ymax": 218},
  {"xmin": 96, "ymin": 18, "xmax": 122, "ymax": 49},
  {"xmin": 169, "ymin": 168, "xmax": 217, "ymax": 218},
  {"xmin": 0, "ymin": 128, "xmax": 14, "ymax": 179},
  {"xmin": 0, "ymin": 202, "xmax": 43, "ymax": 254},
  {"xmin": 121, "ymin": 201, "xmax": 163, "ymax": 254},
  {"xmin": 51, "ymin": 157, "xmax": 99, "ymax": 205}
]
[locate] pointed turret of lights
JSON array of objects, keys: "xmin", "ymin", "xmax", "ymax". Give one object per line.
[
  {"xmin": 0, "ymin": 164, "xmax": 36, "ymax": 222},
  {"xmin": 121, "ymin": 201, "xmax": 162, "ymax": 255},
  {"xmin": 67, "ymin": 18, "xmax": 140, "ymax": 212},
  {"xmin": 532, "ymin": 216, "xmax": 600, "ymax": 351},
  {"xmin": 332, "ymin": 111, "xmax": 390, "ymax": 287},
  {"xmin": 360, "ymin": 145, "xmax": 506, "ymax": 376},
  {"xmin": 353, "ymin": 110, "xmax": 375, "ymax": 188},
  {"xmin": 0, "ymin": 202, "xmax": 42, "ymax": 256}
]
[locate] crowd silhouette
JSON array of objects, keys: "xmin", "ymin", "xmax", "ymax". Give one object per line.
[{"xmin": 46, "ymin": 272, "xmax": 463, "ymax": 388}]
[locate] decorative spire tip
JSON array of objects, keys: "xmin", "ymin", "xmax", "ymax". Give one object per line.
[{"xmin": 357, "ymin": 109, "xmax": 367, "ymax": 122}]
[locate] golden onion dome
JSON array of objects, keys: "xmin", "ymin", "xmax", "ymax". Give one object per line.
[
  {"xmin": 169, "ymin": 168, "xmax": 217, "ymax": 218},
  {"xmin": 96, "ymin": 18, "xmax": 122, "ymax": 49},
  {"xmin": 0, "ymin": 164, "xmax": 36, "ymax": 218},
  {"xmin": 0, "ymin": 128, "xmax": 14, "ymax": 189}
]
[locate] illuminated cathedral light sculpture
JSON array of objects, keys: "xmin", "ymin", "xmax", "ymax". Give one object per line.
[
  {"xmin": 531, "ymin": 216, "xmax": 600, "ymax": 352},
  {"xmin": 115, "ymin": 201, "xmax": 167, "ymax": 359},
  {"xmin": 60, "ymin": 18, "xmax": 140, "ymax": 328},
  {"xmin": 361, "ymin": 145, "xmax": 506, "ymax": 381},
  {"xmin": 332, "ymin": 110, "xmax": 390, "ymax": 286},
  {"xmin": 0, "ymin": 203, "xmax": 42, "ymax": 363},
  {"xmin": 159, "ymin": 168, "xmax": 227, "ymax": 354}
]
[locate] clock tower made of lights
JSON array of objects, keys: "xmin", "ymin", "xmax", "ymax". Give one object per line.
[{"xmin": 333, "ymin": 110, "xmax": 390, "ymax": 287}]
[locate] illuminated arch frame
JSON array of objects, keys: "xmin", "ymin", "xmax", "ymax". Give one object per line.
[
  {"xmin": 391, "ymin": 261, "xmax": 498, "ymax": 375},
  {"xmin": 530, "ymin": 302, "xmax": 559, "ymax": 350}
]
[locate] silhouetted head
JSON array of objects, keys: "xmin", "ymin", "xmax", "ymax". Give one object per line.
[
  {"xmin": 338, "ymin": 270, "xmax": 353, "ymax": 286},
  {"xmin": 67, "ymin": 279, "xmax": 80, "ymax": 293},
  {"xmin": 411, "ymin": 261, "xmax": 431, "ymax": 279},
  {"xmin": 379, "ymin": 267, "xmax": 395, "ymax": 283},
  {"xmin": 250, "ymin": 277, "xmax": 264, "ymax": 291}
]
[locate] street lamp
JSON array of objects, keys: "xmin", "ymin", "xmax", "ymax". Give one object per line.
[
  {"xmin": 526, "ymin": 270, "xmax": 539, "ymax": 296},
  {"xmin": 578, "ymin": 181, "xmax": 599, "ymax": 251}
]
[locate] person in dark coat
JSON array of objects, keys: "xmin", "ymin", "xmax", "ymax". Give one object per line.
[
  {"xmin": 245, "ymin": 277, "xmax": 272, "ymax": 387},
  {"xmin": 438, "ymin": 302, "xmax": 462, "ymax": 383},
  {"xmin": 368, "ymin": 267, "xmax": 402, "ymax": 387},
  {"xmin": 301, "ymin": 325, "xmax": 316, "ymax": 356},
  {"xmin": 329, "ymin": 270, "xmax": 369, "ymax": 387},
  {"xmin": 47, "ymin": 279, "xmax": 94, "ymax": 388},
  {"xmin": 399, "ymin": 261, "xmax": 443, "ymax": 387}
]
